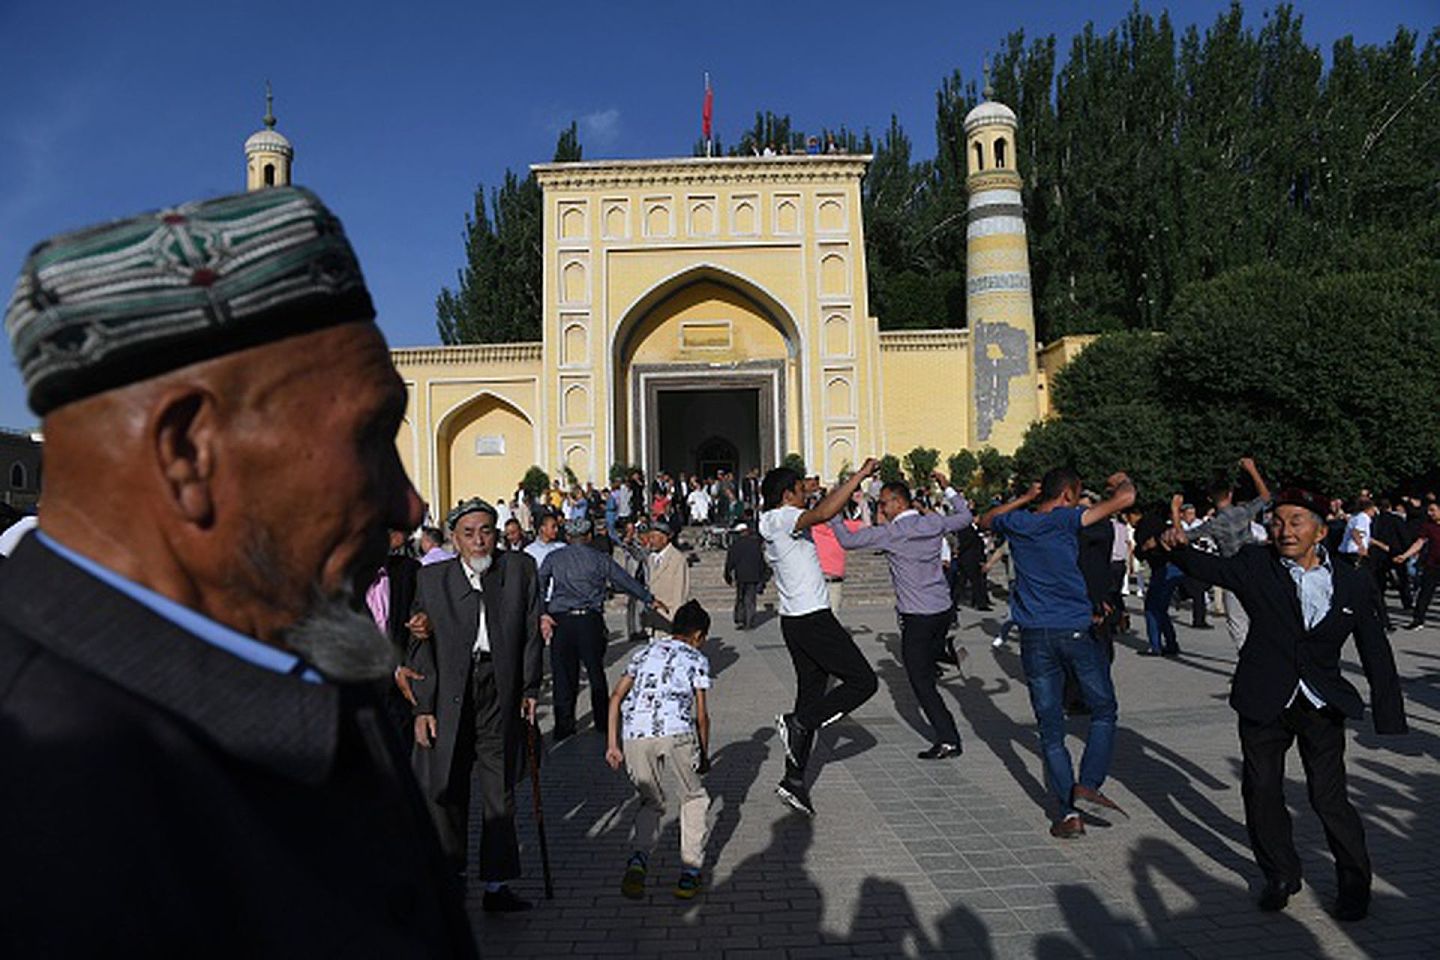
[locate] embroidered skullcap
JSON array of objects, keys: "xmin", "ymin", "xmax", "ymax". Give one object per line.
[
  {"xmin": 565, "ymin": 517, "xmax": 592, "ymax": 537},
  {"xmin": 1273, "ymin": 487, "xmax": 1330, "ymax": 522},
  {"xmin": 446, "ymin": 497, "xmax": 497, "ymax": 530},
  {"xmin": 650, "ymin": 520, "xmax": 673, "ymax": 538},
  {"xmin": 5, "ymin": 186, "xmax": 374, "ymax": 415}
]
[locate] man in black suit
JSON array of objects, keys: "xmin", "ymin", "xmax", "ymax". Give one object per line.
[
  {"xmin": 723, "ymin": 519, "xmax": 769, "ymax": 629},
  {"xmin": 408, "ymin": 497, "xmax": 542, "ymax": 912},
  {"xmin": 1163, "ymin": 487, "xmax": 1407, "ymax": 921},
  {"xmin": 0, "ymin": 188, "xmax": 474, "ymax": 956}
]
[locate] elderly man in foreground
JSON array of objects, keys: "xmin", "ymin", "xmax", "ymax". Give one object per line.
[{"xmin": 0, "ymin": 188, "xmax": 474, "ymax": 956}]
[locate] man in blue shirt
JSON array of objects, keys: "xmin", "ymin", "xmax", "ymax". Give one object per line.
[{"xmin": 979, "ymin": 466, "xmax": 1136, "ymax": 838}]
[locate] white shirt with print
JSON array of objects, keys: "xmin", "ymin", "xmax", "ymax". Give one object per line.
[{"xmin": 620, "ymin": 637, "xmax": 712, "ymax": 740}]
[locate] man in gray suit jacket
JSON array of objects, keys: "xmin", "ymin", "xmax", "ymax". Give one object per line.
[{"xmin": 409, "ymin": 497, "xmax": 543, "ymax": 912}]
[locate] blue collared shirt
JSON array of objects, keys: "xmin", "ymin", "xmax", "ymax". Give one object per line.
[
  {"xmin": 37, "ymin": 531, "xmax": 323, "ymax": 683},
  {"xmin": 1280, "ymin": 546, "xmax": 1332, "ymax": 708}
]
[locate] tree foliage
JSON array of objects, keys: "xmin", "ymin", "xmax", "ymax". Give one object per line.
[
  {"xmin": 878, "ymin": 454, "xmax": 904, "ymax": 484},
  {"xmin": 902, "ymin": 446, "xmax": 941, "ymax": 490},
  {"xmin": 520, "ymin": 465, "xmax": 551, "ymax": 499}
]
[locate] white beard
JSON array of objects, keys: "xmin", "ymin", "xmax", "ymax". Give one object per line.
[
  {"xmin": 464, "ymin": 552, "xmax": 493, "ymax": 577},
  {"xmin": 280, "ymin": 591, "xmax": 396, "ymax": 683}
]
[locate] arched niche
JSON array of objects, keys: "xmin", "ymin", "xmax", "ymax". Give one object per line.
[
  {"xmin": 562, "ymin": 383, "xmax": 590, "ymax": 426},
  {"xmin": 825, "ymin": 376, "xmax": 853, "ymax": 418},
  {"xmin": 434, "ymin": 392, "xmax": 536, "ymax": 511},
  {"xmin": 823, "ymin": 313, "xmax": 850, "ymax": 357},
  {"xmin": 820, "ymin": 253, "xmax": 848, "ymax": 298},
  {"xmin": 562, "ymin": 260, "xmax": 587, "ymax": 304}
]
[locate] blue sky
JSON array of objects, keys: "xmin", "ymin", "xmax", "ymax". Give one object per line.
[{"xmin": 1, "ymin": 0, "xmax": 1433, "ymax": 429}]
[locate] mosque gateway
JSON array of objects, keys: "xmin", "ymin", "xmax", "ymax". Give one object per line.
[{"xmin": 387, "ymin": 96, "xmax": 1089, "ymax": 507}]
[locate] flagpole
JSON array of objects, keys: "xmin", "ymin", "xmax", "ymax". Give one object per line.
[{"xmin": 704, "ymin": 72, "xmax": 713, "ymax": 157}]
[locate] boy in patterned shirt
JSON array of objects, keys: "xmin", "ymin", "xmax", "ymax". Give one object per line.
[{"xmin": 605, "ymin": 599, "xmax": 713, "ymax": 899}]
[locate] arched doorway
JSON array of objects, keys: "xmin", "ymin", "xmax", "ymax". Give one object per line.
[
  {"xmin": 695, "ymin": 436, "xmax": 739, "ymax": 479},
  {"xmin": 434, "ymin": 392, "xmax": 536, "ymax": 511},
  {"xmin": 611, "ymin": 265, "xmax": 801, "ymax": 480}
]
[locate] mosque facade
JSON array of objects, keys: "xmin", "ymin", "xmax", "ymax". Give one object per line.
[{"xmin": 248, "ymin": 90, "xmax": 1090, "ymax": 509}]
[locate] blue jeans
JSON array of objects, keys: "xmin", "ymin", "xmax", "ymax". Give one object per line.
[
  {"xmin": 1143, "ymin": 564, "xmax": 1184, "ymax": 653},
  {"xmin": 1018, "ymin": 627, "xmax": 1119, "ymax": 819}
]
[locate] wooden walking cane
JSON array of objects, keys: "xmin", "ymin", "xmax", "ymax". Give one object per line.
[{"xmin": 524, "ymin": 719, "xmax": 555, "ymax": 899}]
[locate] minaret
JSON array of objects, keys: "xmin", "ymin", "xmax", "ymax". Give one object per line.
[
  {"xmin": 245, "ymin": 82, "xmax": 294, "ymax": 191},
  {"xmin": 965, "ymin": 64, "xmax": 1038, "ymax": 451}
]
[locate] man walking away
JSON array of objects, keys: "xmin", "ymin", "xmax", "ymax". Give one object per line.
[
  {"xmin": 724, "ymin": 520, "xmax": 769, "ymax": 630},
  {"xmin": 979, "ymin": 468, "xmax": 1136, "ymax": 838},
  {"xmin": 828, "ymin": 472, "xmax": 974, "ymax": 759},
  {"xmin": 763, "ymin": 459, "xmax": 881, "ymax": 816},
  {"xmin": 1393, "ymin": 500, "xmax": 1440, "ymax": 630},
  {"xmin": 645, "ymin": 522, "xmax": 690, "ymax": 633}
]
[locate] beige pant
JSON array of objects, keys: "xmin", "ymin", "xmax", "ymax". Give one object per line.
[
  {"xmin": 623, "ymin": 733, "xmax": 710, "ymax": 868},
  {"xmin": 827, "ymin": 577, "xmax": 844, "ymax": 613}
]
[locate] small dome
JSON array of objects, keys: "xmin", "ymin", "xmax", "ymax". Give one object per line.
[
  {"xmin": 245, "ymin": 127, "xmax": 293, "ymax": 156},
  {"xmin": 964, "ymin": 99, "xmax": 1017, "ymax": 129}
]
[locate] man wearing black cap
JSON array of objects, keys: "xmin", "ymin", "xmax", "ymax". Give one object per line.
[
  {"xmin": 537, "ymin": 517, "xmax": 661, "ymax": 742},
  {"xmin": 0, "ymin": 187, "xmax": 474, "ymax": 954},
  {"xmin": 408, "ymin": 496, "xmax": 542, "ymax": 911},
  {"xmin": 1163, "ymin": 487, "xmax": 1407, "ymax": 921}
]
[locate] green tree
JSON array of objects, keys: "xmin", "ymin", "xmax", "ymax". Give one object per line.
[
  {"xmin": 437, "ymin": 125, "xmax": 583, "ymax": 344},
  {"xmin": 878, "ymin": 454, "xmax": 904, "ymax": 484},
  {"xmin": 947, "ymin": 449, "xmax": 979, "ymax": 493},
  {"xmin": 902, "ymin": 446, "xmax": 941, "ymax": 491},
  {"xmin": 520, "ymin": 465, "xmax": 551, "ymax": 499},
  {"xmin": 782, "ymin": 452, "xmax": 806, "ymax": 476}
]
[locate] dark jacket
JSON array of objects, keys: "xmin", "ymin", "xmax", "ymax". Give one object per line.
[
  {"xmin": 383, "ymin": 553, "xmax": 421, "ymax": 653},
  {"xmin": 407, "ymin": 552, "xmax": 542, "ymax": 801},
  {"xmin": 1170, "ymin": 543, "xmax": 1407, "ymax": 732},
  {"xmin": 0, "ymin": 536, "xmax": 475, "ymax": 958},
  {"xmin": 724, "ymin": 532, "xmax": 769, "ymax": 584},
  {"xmin": 1077, "ymin": 520, "xmax": 1114, "ymax": 612}
]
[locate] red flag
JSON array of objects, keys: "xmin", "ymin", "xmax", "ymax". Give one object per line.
[{"xmin": 702, "ymin": 74, "xmax": 713, "ymax": 141}]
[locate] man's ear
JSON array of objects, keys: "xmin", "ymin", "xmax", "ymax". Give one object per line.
[{"xmin": 152, "ymin": 389, "xmax": 218, "ymax": 527}]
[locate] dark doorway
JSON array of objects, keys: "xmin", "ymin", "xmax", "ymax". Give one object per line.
[{"xmin": 656, "ymin": 389, "xmax": 759, "ymax": 479}]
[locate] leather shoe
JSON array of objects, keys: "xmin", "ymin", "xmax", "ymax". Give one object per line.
[
  {"xmin": 917, "ymin": 743, "xmax": 961, "ymax": 760},
  {"xmin": 1049, "ymin": 814, "xmax": 1085, "ymax": 839},
  {"xmin": 1257, "ymin": 877, "xmax": 1301, "ymax": 912},
  {"xmin": 1072, "ymin": 784, "xmax": 1128, "ymax": 818},
  {"xmin": 1331, "ymin": 892, "xmax": 1370, "ymax": 922},
  {"xmin": 482, "ymin": 886, "xmax": 534, "ymax": 912}
]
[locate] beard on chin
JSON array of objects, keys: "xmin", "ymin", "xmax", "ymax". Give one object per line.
[
  {"xmin": 463, "ymin": 551, "xmax": 493, "ymax": 577},
  {"xmin": 279, "ymin": 588, "xmax": 397, "ymax": 684}
]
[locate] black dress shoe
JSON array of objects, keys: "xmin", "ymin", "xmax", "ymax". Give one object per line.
[
  {"xmin": 1331, "ymin": 892, "xmax": 1370, "ymax": 922},
  {"xmin": 1137, "ymin": 648, "xmax": 1161, "ymax": 657},
  {"xmin": 482, "ymin": 886, "xmax": 534, "ymax": 912},
  {"xmin": 1257, "ymin": 878, "xmax": 1301, "ymax": 912},
  {"xmin": 917, "ymin": 743, "xmax": 962, "ymax": 760}
]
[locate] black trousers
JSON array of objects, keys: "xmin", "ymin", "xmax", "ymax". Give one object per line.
[
  {"xmin": 551, "ymin": 610, "xmax": 609, "ymax": 739},
  {"xmin": 436, "ymin": 656, "xmax": 521, "ymax": 881},
  {"xmin": 1413, "ymin": 566, "xmax": 1439, "ymax": 625},
  {"xmin": 734, "ymin": 581, "xmax": 761, "ymax": 629},
  {"xmin": 900, "ymin": 611, "xmax": 961, "ymax": 746},
  {"xmin": 780, "ymin": 609, "xmax": 878, "ymax": 774},
  {"xmin": 1238, "ymin": 699, "xmax": 1371, "ymax": 898},
  {"xmin": 1183, "ymin": 577, "xmax": 1209, "ymax": 626}
]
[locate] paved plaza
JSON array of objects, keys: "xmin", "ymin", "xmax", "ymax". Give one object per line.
[{"xmin": 472, "ymin": 580, "xmax": 1440, "ymax": 958}]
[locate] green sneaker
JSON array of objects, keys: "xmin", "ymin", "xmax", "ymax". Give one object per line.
[
  {"xmin": 620, "ymin": 854, "xmax": 647, "ymax": 899},
  {"xmin": 674, "ymin": 869, "xmax": 703, "ymax": 900}
]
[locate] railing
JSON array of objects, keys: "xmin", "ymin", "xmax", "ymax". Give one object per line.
[
  {"xmin": 877, "ymin": 330, "xmax": 969, "ymax": 352},
  {"xmin": 391, "ymin": 343, "xmax": 543, "ymax": 366}
]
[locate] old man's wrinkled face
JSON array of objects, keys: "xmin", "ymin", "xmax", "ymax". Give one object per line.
[
  {"xmin": 453, "ymin": 511, "xmax": 498, "ymax": 560},
  {"xmin": 1269, "ymin": 504, "xmax": 1327, "ymax": 562}
]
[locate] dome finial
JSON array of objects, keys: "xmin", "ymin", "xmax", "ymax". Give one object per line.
[
  {"xmin": 982, "ymin": 58, "xmax": 994, "ymax": 100},
  {"xmin": 263, "ymin": 80, "xmax": 276, "ymax": 129}
]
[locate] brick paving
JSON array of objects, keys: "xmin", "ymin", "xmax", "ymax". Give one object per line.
[{"xmin": 466, "ymin": 554, "xmax": 1440, "ymax": 958}]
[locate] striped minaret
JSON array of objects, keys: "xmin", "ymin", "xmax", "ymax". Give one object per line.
[{"xmin": 964, "ymin": 77, "xmax": 1038, "ymax": 451}]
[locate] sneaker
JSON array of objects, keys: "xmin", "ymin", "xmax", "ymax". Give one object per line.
[
  {"xmin": 917, "ymin": 743, "xmax": 962, "ymax": 760},
  {"xmin": 1403, "ymin": 621, "xmax": 1424, "ymax": 631},
  {"xmin": 674, "ymin": 869, "xmax": 703, "ymax": 900},
  {"xmin": 620, "ymin": 853, "xmax": 647, "ymax": 899},
  {"xmin": 991, "ymin": 635, "xmax": 1005, "ymax": 649},
  {"xmin": 1049, "ymin": 814, "xmax": 1085, "ymax": 839},
  {"xmin": 775, "ymin": 713, "xmax": 810, "ymax": 768},
  {"xmin": 776, "ymin": 778, "xmax": 815, "ymax": 817},
  {"xmin": 1072, "ymin": 784, "xmax": 1129, "ymax": 818}
]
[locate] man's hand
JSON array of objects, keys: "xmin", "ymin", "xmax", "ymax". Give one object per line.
[
  {"xmin": 1161, "ymin": 526, "xmax": 1189, "ymax": 550},
  {"xmin": 521, "ymin": 697, "xmax": 537, "ymax": 724},
  {"xmin": 856, "ymin": 457, "xmax": 880, "ymax": 479},
  {"xmin": 605, "ymin": 744, "xmax": 624, "ymax": 770},
  {"xmin": 1021, "ymin": 481, "xmax": 1042, "ymax": 501},
  {"xmin": 394, "ymin": 666, "xmax": 424, "ymax": 705},
  {"xmin": 1239, "ymin": 456, "xmax": 1257, "ymax": 474},
  {"xmin": 406, "ymin": 612, "xmax": 432, "ymax": 641},
  {"xmin": 651, "ymin": 598, "xmax": 670, "ymax": 615},
  {"xmin": 695, "ymin": 747, "xmax": 711, "ymax": 775},
  {"xmin": 932, "ymin": 470, "xmax": 949, "ymax": 489},
  {"xmin": 1106, "ymin": 471, "xmax": 1132, "ymax": 491},
  {"xmin": 414, "ymin": 714, "xmax": 438, "ymax": 748},
  {"xmin": 540, "ymin": 613, "xmax": 556, "ymax": 644}
]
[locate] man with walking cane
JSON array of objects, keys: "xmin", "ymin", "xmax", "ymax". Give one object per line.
[{"xmin": 408, "ymin": 497, "xmax": 543, "ymax": 912}]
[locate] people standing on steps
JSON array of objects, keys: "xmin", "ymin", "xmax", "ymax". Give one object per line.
[
  {"xmin": 827, "ymin": 471, "xmax": 974, "ymax": 760},
  {"xmin": 761, "ymin": 459, "xmax": 881, "ymax": 817}
]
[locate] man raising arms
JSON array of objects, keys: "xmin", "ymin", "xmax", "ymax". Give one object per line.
[
  {"xmin": 763, "ymin": 459, "xmax": 882, "ymax": 816},
  {"xmin": 978, "ymin": 468, "xmax": 1136, "ymax": 839}
]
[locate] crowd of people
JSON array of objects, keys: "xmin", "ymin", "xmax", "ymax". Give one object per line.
[{"xmin": 1, "ymin": 185, "xmax": 1433, "ymax": 954}]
